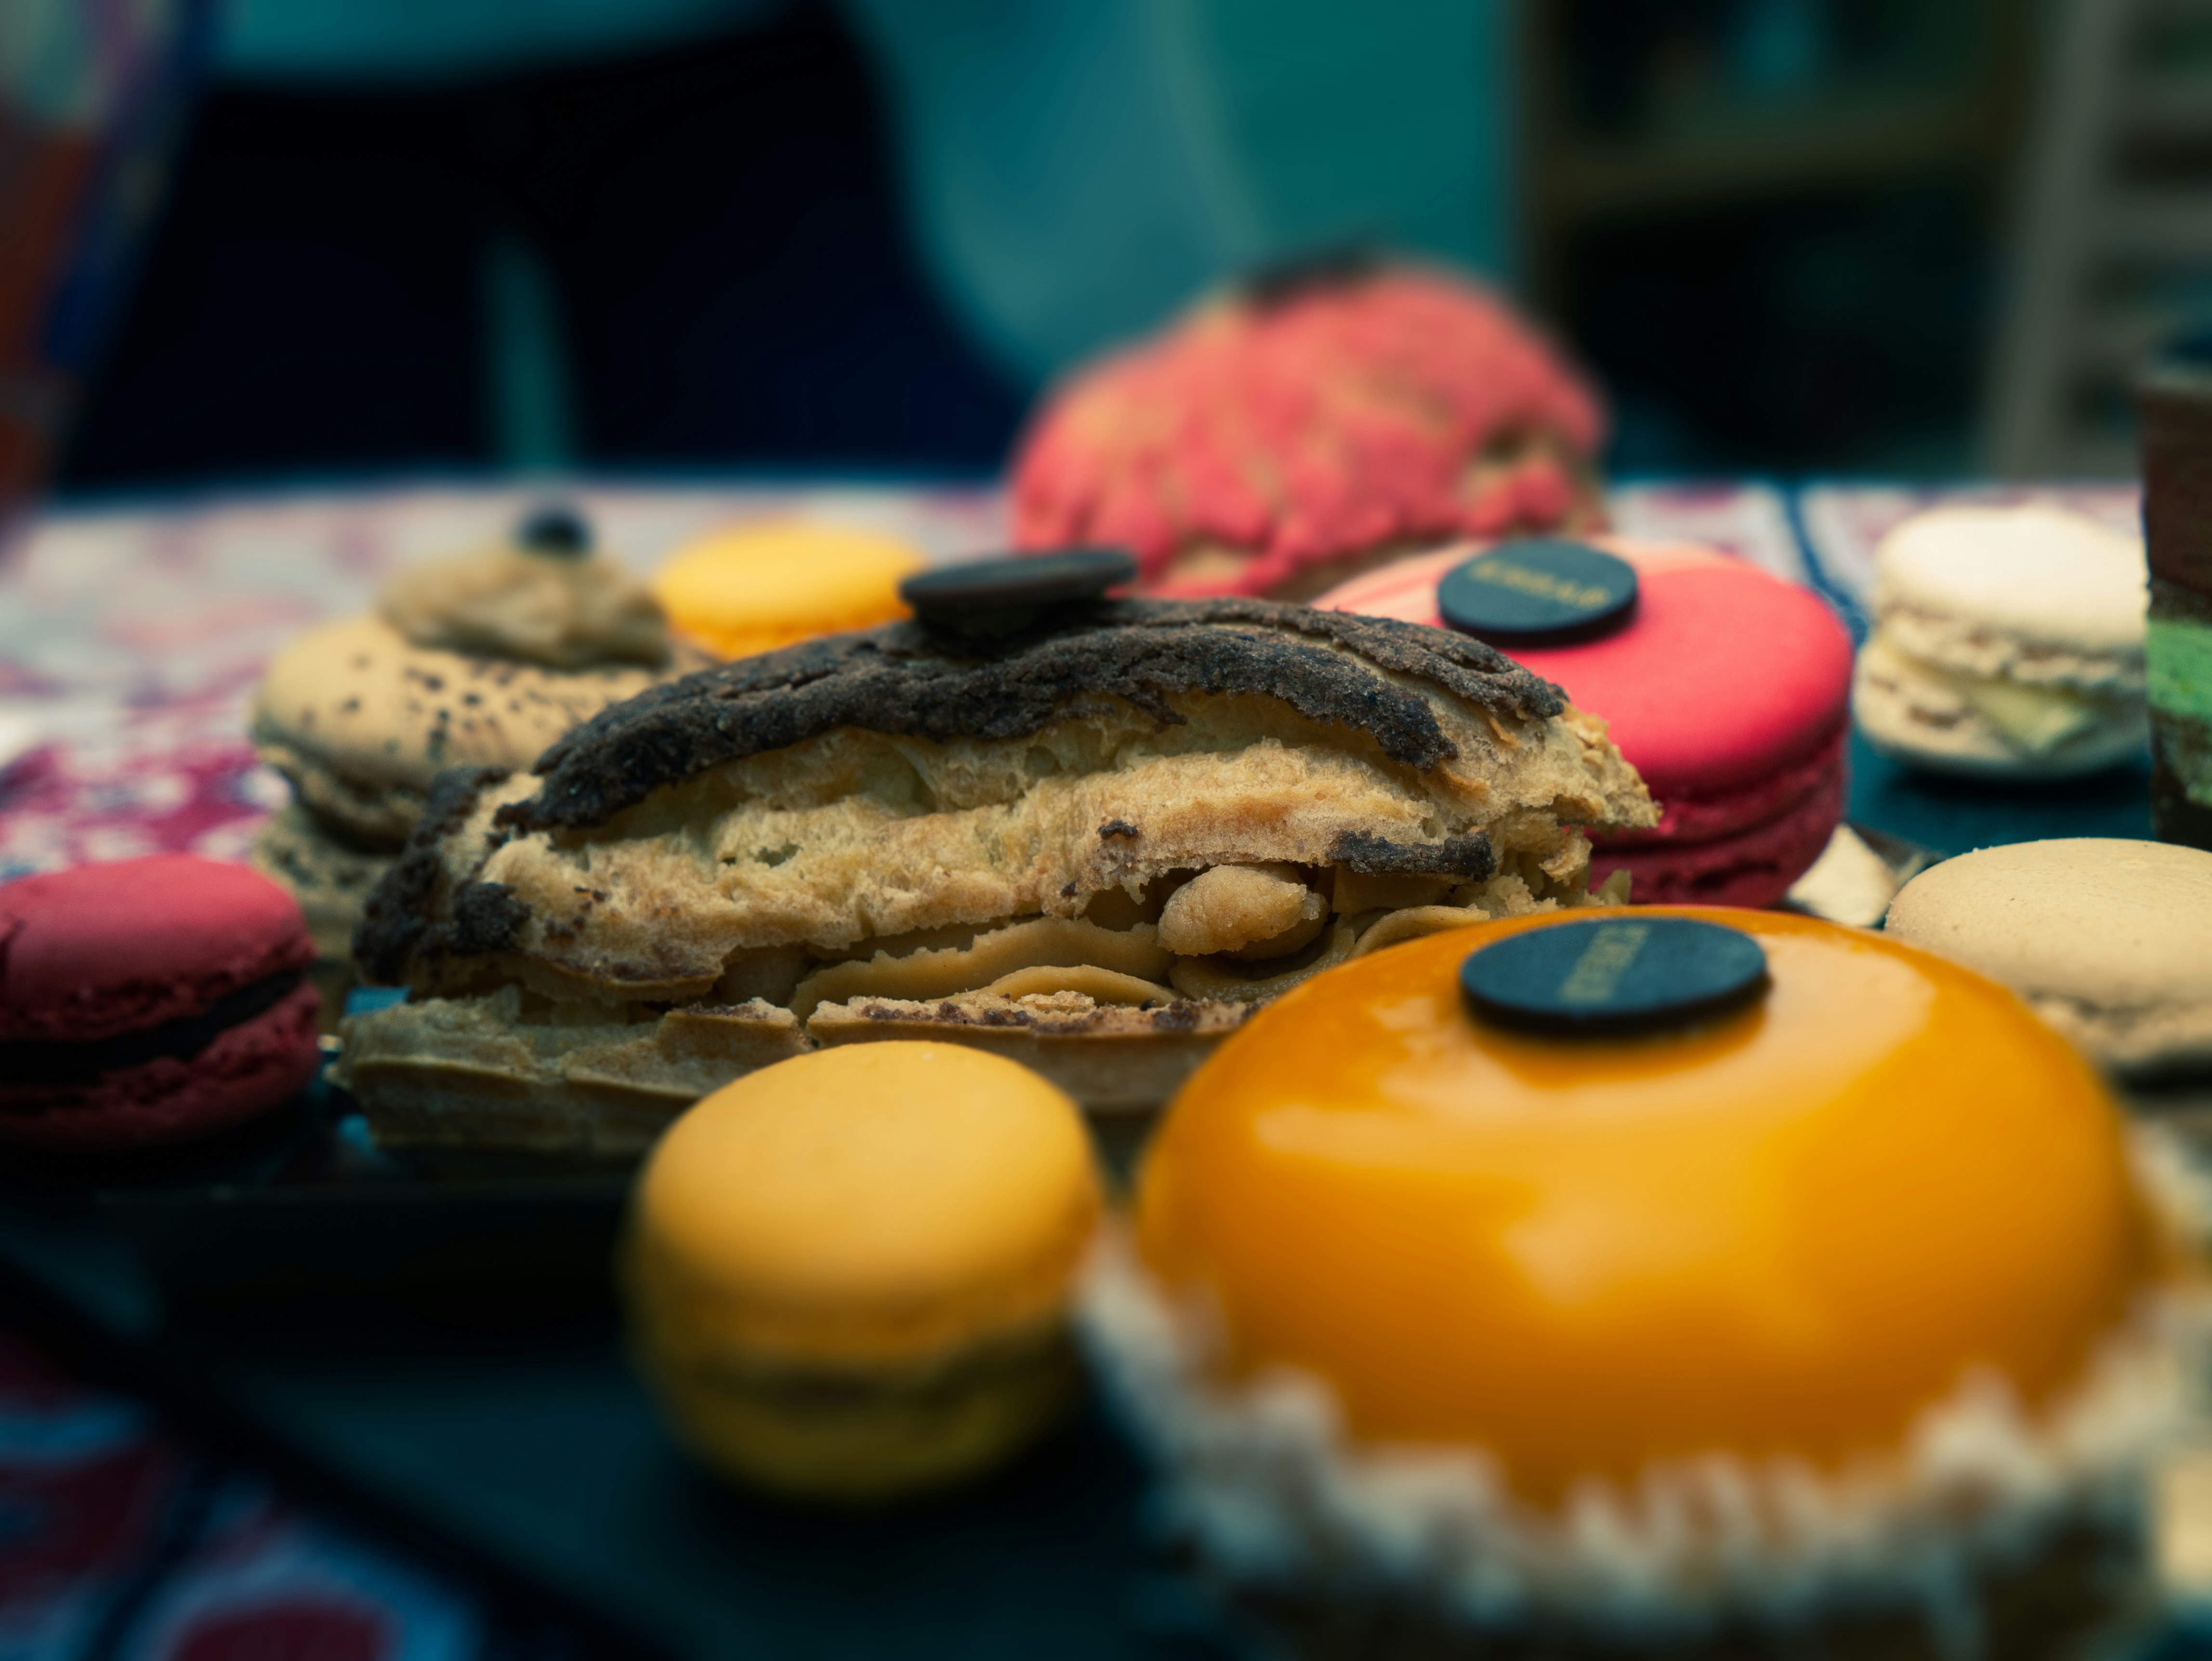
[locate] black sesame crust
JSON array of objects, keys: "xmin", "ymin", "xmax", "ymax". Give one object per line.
[
  {"xmin": 503, "ymin": 600, "xmax": 1563, "ymax": 834},
  {"xmin": 354, "ymin": 603, "xmax": 1568, "ymax": 986},
  {"xmin": 1328, "ymin": 829, "xmax": 1497, "ymax": 881},
  {"xmin": 448, "ymin": 881, "xmax": 529, "ymax": 956},
  {"xmin": 353, "ymin": 765, "xmax": 508, "ymax": 978}
]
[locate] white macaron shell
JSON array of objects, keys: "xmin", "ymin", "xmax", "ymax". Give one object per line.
[{"xmin": 1874, "ymin": 505, "xmax": 2147, "ymax": 655}]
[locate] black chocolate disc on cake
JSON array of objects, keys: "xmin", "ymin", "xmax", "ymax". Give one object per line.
[
  {"xmin": 901, "ymin": 549, "xmax": 1136, "ymax": 637},
  {"xmin": 1437, "ymin": 540, "xmax": 1637, "ymax": 647},
  {"xmin": 517, "ymin": 504, "xmax": 592, "ymax": 557},
  {"xmin": 1460, "ymin": 917, "xmax": 1767, "ymax": 1036}
]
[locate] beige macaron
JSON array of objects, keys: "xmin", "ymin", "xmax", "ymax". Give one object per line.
[
  {"xmin": 252, "ymin": 512, "xmax": 700, "ymax": 845},
  {"xmin": 250, "ymin": 511, "xmax": 704, "ymax": 1002},
  {"xmin": 1885, "ymin": 837, "xmax": 2212, "ymax": 1077},
  {"xmin": 1853, "ymin": 505, "xmax": 2148, "ymax": 779},
  {"xmin": 251, "ymin": 612, "xmax": 679, "ymax": 845},
  {"xmin": 247, "ymin": 798, "xmax": 400, "ymax": 1030}
]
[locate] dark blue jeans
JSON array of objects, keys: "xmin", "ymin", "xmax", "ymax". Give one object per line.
[{"xmin": 60, "ymin": 2, "xmax": 1027, "ymax": 489}]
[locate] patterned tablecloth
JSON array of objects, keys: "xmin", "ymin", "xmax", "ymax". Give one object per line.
[{"xmin": 0, "ymin": 1330, "xmax": 490, "ymax": 1661}]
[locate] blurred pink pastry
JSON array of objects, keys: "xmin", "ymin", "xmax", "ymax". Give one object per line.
[{"xmin": 1011, "ymin": 261, "xmax": 1605, "ymax": 600}]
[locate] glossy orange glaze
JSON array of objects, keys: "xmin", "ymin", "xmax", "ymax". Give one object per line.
[{"xmin": 1135, "ymin": 908, "xmax": 2160, "ymax": 1507}]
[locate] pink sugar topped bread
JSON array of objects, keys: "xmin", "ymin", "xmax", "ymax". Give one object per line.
[
  {"xmin": 0, "ymin": 856, "xmax": 323, "ymax": 1149},
  {"xmin": 1011, "ymin": 262, "xmax": 1604, "ymax": 600},
  {"xmin": 1319, "ymin": 539, "xmax": 1854, "ymax": 907}
]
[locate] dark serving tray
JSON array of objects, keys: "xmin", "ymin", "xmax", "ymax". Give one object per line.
[
  {"xmin": 0, "ymin": 737, "xmax": 2201, "ymax": 1660},
  {"xmin": 0, "ymin": 1036, "xmax": 1242, "ymax": 1657},
  {"xmin": 5, "ymin": 1068, "xmax": 630, "ymax": 1324},
  {"xmin": 0, "ymin": 1198, "xmax": 1239, "ymax": 1661}
]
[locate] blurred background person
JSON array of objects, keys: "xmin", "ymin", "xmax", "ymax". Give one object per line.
[
  {"xmin": 10, "ymin": 0, "xmax": 2212, "ymax": 496},
  {"xmin": 49, "ymin": 0, "xmax": 1518, "ymax": 487}
]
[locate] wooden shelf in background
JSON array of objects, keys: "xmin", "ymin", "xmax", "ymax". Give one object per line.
[
  {"xmin": 2125, "ymin": 68, "xmax": 2212, "ymax": 139},
  {"xmin": 1552, "ymin": 91, "xmax": 1995, "ymax": 219},
  {"xmin": 2097, "ymin": 189, "xmax": 2212, "ymax": 263}
]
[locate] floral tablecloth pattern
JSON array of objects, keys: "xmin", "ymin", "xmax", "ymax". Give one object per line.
[{"xmin": 0, "ymin": 1332, "xmax": 487, "ymax": 1661}]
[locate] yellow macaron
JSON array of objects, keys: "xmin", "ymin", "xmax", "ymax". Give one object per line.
[
  {"xmin": 650, "ymin": 522, "xmax": 927, "ymax": 658},
  {"xmin": 625, "ymin": 1042, "xmax": 1102, "ymax": 1501}
]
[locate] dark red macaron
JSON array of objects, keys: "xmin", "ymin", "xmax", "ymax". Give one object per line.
[{"xmin": 0, "ymin": 855, "xmax": 323, "ymax": 1150}]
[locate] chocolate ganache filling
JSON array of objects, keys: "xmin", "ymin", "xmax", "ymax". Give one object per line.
[{"xmin": 1, "ymin": 971, "xmax": 305, "ymax": 1086}]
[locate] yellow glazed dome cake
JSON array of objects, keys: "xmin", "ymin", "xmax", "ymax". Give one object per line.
[{"xmin": 1086, "ymin": 910, "xmax": 2208, "ymax": 1655}]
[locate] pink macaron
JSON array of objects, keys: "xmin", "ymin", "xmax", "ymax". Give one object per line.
[
  {"xmin": 1317, "ymin": 539, "xmax": 1854, "ymax": 907},
  {"xmin": 0, "ymin": 856, "xmax": 323, "ymax": 1150}
]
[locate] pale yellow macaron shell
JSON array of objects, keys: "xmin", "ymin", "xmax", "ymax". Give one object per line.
[
  {"xmin": 1886, "ymin": 838, "xmax": 2212, "ymax": 1012},
  {"xmin": 650, "ymin": 523, "xmax": 927, "ymax": 658},
  {"xmin": 632, "ymin": 1043, "xmax": 1102, "ymax": 1369}
]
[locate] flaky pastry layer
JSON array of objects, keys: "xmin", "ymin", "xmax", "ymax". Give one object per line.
[
  {"xmin": 343, "ymin": 602, "xmax": 1652, "ymax": 1145},
  {"xmin": 337, "ymin": 861, "xmax": 1623, "ymax": 1152}
]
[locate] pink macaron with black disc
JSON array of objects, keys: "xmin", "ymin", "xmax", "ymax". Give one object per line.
[
  {"xmin": 1318, "ymin": 538, "xmax": 1854, "ymax": 907},
  {"xmin": 0, "ymin": 856, "xmax": 323, "ymax": 1150}
]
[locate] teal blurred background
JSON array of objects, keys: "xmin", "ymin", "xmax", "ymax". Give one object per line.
[{"xmin": 8, "ymin": 0, "xmax": 2205, "ymax": 491}]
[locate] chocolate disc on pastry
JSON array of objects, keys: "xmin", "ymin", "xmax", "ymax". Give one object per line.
[{"xmin": 341, "ymin": 598, "xmax": 1656, "ymax": 1157}]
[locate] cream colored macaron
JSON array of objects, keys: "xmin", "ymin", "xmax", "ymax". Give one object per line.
[
  {"xmin": 625, "ymin": 1042, "xmax": 1103, "ymax": 1501},
  {"xmin": 651, "ymin": 522, "xmax": 926, "ymax": 659},
  {"xmin": 1853, "ymin": 505, "xmax": 2148, "ymax": 779},
  {"xmin": 252, "ymin": 513, "xmax": 695, "ymax": 845},
  {"xmin": 252, "ymin": 613, "xmax": 677, "ymax": 844},
  {"xmin": 250, "ymin": 510, "xmax": 701, "ymax": 987},
  {"xmin": 1885, "ymin": 837, "xmax": 2212, "ymax": 1077}
]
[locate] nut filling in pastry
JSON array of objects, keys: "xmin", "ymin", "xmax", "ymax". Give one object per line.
[{"xmin": 340, "ymin": 599, "xmax": 1654, "ymax": 1154}]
